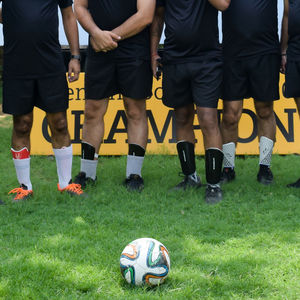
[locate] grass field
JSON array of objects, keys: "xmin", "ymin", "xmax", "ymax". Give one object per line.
[{"xmin": 0, "ymin": 115, "xmax": 299, "ymax": 299}]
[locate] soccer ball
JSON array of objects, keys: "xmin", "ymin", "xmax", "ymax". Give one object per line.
[{"xmin": 120, "ymin": 238, "xmax": 170, "ymax": 286}]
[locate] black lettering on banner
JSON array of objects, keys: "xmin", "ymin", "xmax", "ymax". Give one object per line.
[
  {"xmin": 71, "ymin": 110, "xmax": 84, "ymax": 143},
  {"xmin": 238, "ymin": 109, "xmax": 258, "ymax": 143},
  {"xmin": 147, "ymin": 110, "xmax": 176, "ymax": 143},
  {"xmin": 69, "ymin": 88, "xmax": 74, "ymax": 101},
  {"xmin": 42, "ymin": 117, "xmax": 51, "ymax": 143},
  {"xmin": 75, "ymin": 88, "xmax": 85, "ymax": 101},
  {"xmin": 275, "ymin": 109, "xmax": 296, "ymax": 142},
  {"xmin": 154, "ymin": 87, "xmax": 163, "ymax": 100},
  {"xmin": 104, "ymin": 110, "xmax": 128, "ymax": 144}
]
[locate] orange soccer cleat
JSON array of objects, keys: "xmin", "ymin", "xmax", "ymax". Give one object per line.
[
  {"xmin": 57, "ymin": 182, "xmax": 85, "ymax": 197},
  {"xmin": 8, "ymin": 184, "xmax": 33, "ymax": 201}
]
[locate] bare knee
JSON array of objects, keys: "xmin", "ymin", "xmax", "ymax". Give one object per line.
[
  {"xmin": 175, "ymin": 106, "xmax": 194, "ymax": 128},
  {"xmin": 126, "ymin": 107, "xmax": 146, "ymax": 122},
  {"xmin": 52, "ymin": 117, "xmax": 68, "ymax": 134},
  {"xmin": 222, "ymin": 110, "xmax": 240, "ymax": 127},
  {"xmin": 13, "ymin": 115, "xmax": 33, "ymax": 136},
  {"xmin": 200, "ymin": 115, "xmax": 218, "ymax": 133},
  {"xmin": 84, "ymin": 100, "xmax": 107, "ymax": 123},
  {"xmin": 256, "ymin": 105, "xmax": 274, "ymax": 120}
]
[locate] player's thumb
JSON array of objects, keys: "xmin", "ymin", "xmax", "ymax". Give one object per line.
[{"xmin": 110, "ymin": 32, "xmax": 121, "ymax": 41}]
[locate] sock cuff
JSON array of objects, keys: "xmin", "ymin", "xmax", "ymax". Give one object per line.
[
  {"xmin": 260, "ymin": 136, "xmax": 274, "ymax": 145},
  {"xmin": 11, "ymin": 147, "xmax": 30, "ymax": 159},
  {"xmin": 206, "ymin": 147, "xmax": 223, "ymax": 154},
  {"xmin": 177, "ymin": 140, "xmax": 194, "ymax": 146},
  {"xmin": 223, "ymin": 142, "xmax": 235, "ymax": 148},
  {"xmin": 82, "ymin": 141, "xmax": 97, "ymax": 160},
  {"xmin": 53, "ymin": 145, "xmax": 73, "ymax": 159},
  {"xmin": 128, "ymin": 144, "xmax": 145, "ymax": 157}
]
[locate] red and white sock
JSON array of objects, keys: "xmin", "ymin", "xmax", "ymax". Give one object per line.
[
  {"xmin": 11, "ymin": 147, "xmax": 32, "ymax": 190},
  {"xmin": 53, "ymin": 145, "xmax": 73, "ymax": 189}
]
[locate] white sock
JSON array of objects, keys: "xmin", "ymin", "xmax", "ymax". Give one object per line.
[
  {"xmin": 223, "ymin": 142, "xmax": 236, "ymax": 168},
  {"xmin": 126, "ymin": 155, "xmax": 144, "ymax": 178},
  {"xmin": 259, "ymin": 136, "xmax": 274, "ymax": 166},
  {"xmin": 80, "ymin": 159, "xmax": 98, "ymax": 180},
  {"xmin": 53, "ymin": 145, "xmax": 73, "ymax": 189},
  {"xmin": 188, "ymin": 171, "xmax": 200, "ymax": 183},
  {"xmin": 13, "ymin": 158, "xmax": 32, "ymax": 190}
]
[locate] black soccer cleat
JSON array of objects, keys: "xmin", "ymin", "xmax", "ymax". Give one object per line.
[
  {"xmin": 125, "ymin": 174, "xmax": 144, "ymax": 192},
  {"xmin": 74, "ymin": 172, "xmax": 96, "ymax": 189},
  {"xmin": 220, "ymin": 167, "xmax": 236, "ymax": 184},
  {"xmin": 287, "ymin": 178, "xmax": 300, "ymax": 188},
  {"xmin": 205, "ymin": 184, "xmax": 223, "ymax": 205},
  {"xmin": 257, "ymin": 165, "xmax": 273, "ymax": 185},
  {"xmin": 173, "ymin": 174, "xmax": 202, "ymax": 191}
]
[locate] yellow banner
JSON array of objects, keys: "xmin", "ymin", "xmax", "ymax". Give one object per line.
[{"xmin": 31, "ymin": 73, "xmax": 300, "ymax": 155}]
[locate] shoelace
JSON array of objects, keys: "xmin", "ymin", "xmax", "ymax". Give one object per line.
[
  {"xmin": 65, "ymin": 183, "xmax": 84, "ymax": 195},
  {"xmin": 8, "ymin": 187, "xmax": 32, "ymax": 200}
]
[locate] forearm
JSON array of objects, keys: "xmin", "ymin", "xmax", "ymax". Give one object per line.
[
  {"xmin": 74, "ymin": 1, "xmax": 101, "ymax": 37},
  {"xmin": 150, "ymin": 9, "xmax": 164, "ymax": 56},
  {"xmin": 112, "ymin": 0, "xmax": 155, "ymax": 41},
  {"xmin": 61, "ymin": 8, "xmax": 80, "ymax": 55},
  {"xmin": 112, "ymin": 12, "xmax": 151, "ymax": 41},
  {"xmin": 208, "ymin": 0, "xmax": 230, "ymax": 11}
]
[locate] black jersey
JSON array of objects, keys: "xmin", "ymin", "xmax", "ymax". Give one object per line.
[
  {"xmin": 288, "ymin": 0, "xmax": 300, "ymax": 61},
  {"xmin": 157, "ymin": 0, "xmax": 221, "ymax": 64},
  {"xmin": 87, "ymin": 0, "xmax": 150, "ymax": 60},
  {"xmin": 222, "ymin": 0, "xmax": 280, "ymax": 59},
  {"xmin": 2, "ymin": 0, "xmax": 72, "ymax": 79}
]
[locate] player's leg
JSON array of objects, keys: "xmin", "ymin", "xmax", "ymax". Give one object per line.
[
  {"xmin": 173, "ymin": 104, "xmax": 202, "ymax": 190},
  {"xmin": 162, "ymin": 63, "xmax": 201, "ymax": 190},
  {"xmin": 9, "ymin": 113, "xmax": 34, "ymax": 201},
  {"xmin": 287, "ymin": 97, "xmax": 300, "ymax": 187},
  {"xmin": 285, "ymin": 56, "xmax": 300, "ymax": 187},
  {"xmin": 196, "ymin": 107, "xmax": 223, "ymax": 204},
  {"xmin": 74, "ymin": 56, "xmax": 115, "ymax": 188},
  {"xmin": 250, "ymin": 54, "xmax": 280, "ymax": 185},
  {"xmin": 123, "ymin": 97, "xmax": 147, "ymax": 190},
  {"xmin": 220, "ymin": 100, "xmax": 243, "ymax": 182},
  {"xmin": 38, "ymin": 74, "xmax": 83, "ymax": 196},
  {"xmin": 220, "ymin": 59, "xmax": 248, "ymax": 183},
  {"xmin": 119, "ymin": 59, "xmax": 152, "ymax": 191},
  {"xmin": 254, "ymin": 100, "xmax": 276, "ymax": 185},
  {"xmin": 192, "ymin": 59, "xmax": 224, "ymax": 204},
  {"xmin": 74, "ymin": 98, "xmax": 109, "ymax": 188},
  {"xmin": 3, "ymin": 78, "xmax": 35, "ymax": 201}
]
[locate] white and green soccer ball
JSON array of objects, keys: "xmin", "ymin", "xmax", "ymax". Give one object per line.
[{"xmin": 120, "ymin": 238, "xmax": 170, "ymax": 286}]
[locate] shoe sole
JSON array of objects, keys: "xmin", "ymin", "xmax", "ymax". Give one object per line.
[
  {"xmin": 257, "ymin": 177, "xmax": 273, "ymax": 185},
  {"xmin": 205, "ymin": 195, "xmax": 222, "ymax": 205},
  {"xmin": 220, "ymin": 177, "xmax": 235, "ymax": 185}
]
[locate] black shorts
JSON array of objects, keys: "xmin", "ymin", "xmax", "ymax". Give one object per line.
[
  {"xmin": 85, "ymin": 57, "xmax": 153, "ymax": 100},
  {"xmin": 284, "ymin": 60, "xmax": 300, "ymax": 98},
  {"xmin": 2, "ymin": 74, "xmax": 69, "ymax": 115},
  {"xmin": 162, "ymin": 58, "xmax": 222, "ymax": 109},
  {"xmin": 222, "ymin": 54, "xmax": 280, "ymax": 102}
]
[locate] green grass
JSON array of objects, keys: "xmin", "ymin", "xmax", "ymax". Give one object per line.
[{"xmin": 0, "ymin": 116, "xmax": 299, "ymax": 299}]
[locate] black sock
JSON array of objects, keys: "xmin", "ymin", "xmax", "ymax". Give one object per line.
[
  {"xmin": 81, "ymin": 142, "xmax": 96, "ymax": 160},
  {"xmin": 128, "ymin": 144, "xmax": 145, "ymax": 157},
  {"xmin": 205, "ymin": 148, "xmax": 223, "ymax": 185},
  {"xmin": 177, "ymin": 141, "xmax": 196, "ymax": 176}
]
